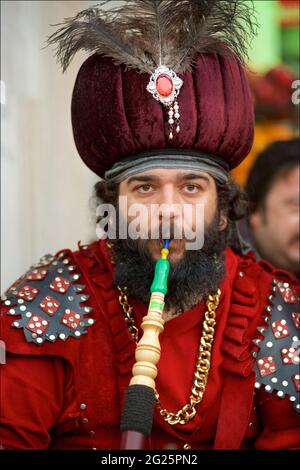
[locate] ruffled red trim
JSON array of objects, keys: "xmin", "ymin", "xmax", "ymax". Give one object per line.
[
  {"xmin": 221, "ymin": 253, "xmax": 258, "ymax": 378},
  {"xmin": 79, "ymin": 241, "xmax": 136, "ymax": 404}
]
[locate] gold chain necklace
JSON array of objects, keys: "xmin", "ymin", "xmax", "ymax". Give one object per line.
[{"xmin": 117, "ymin": 285, "xmax": 221, "ymax": 425}]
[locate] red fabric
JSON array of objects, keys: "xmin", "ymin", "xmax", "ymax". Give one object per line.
[
  {"xmin": 71, "ymin": 52, "xmax": 254, "ymax": 177},
  {"xmin": 0, "ymin": 240, "xmax": 299, "ymax": 450}
]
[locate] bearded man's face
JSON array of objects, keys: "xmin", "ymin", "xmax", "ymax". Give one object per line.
[{"xmin": 108, "ymin": 168, "xmax": 228, "ymax": 314}]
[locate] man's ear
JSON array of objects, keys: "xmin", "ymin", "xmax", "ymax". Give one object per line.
[
  {"xmin": 249, "ymin": 211, "xmax": 263, "ymax": 229},
  {"xmin": 218, "ymin": 213, "xmax": 228, "ymax": 231}
]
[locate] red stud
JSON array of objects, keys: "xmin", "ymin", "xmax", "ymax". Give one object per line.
[
  {"xmin": 281, "ymin": 346, "xmax": 300, "ymax": 365},
  {"xmin": 156, "ymin": 75, "xmax": 173, "ymax": 97},
  {"xmin": 39, "ymin": 295, "xmax": 61, "ymax": 316},
  {"xmin": 293, "ymin": 374, "xmax": 300, "ymax": 392},
  {"xmin": 257, "ymin": 356, "xmax": 276, "ymax": 377},
  {"xmin": 271, "ymin": 319, "xmax": 290, "ymax": 339},
  {"xmin": 17, "ymin": 285, "xmax": 39, "ymax": 301},
  {"xmin": 278, "ymin": 286, "xmax": 298, "ymax": 304},
  {"xmin": 25, "ymin": 314, "xmax": 49, "ymax": 335},
  {"xmin": 50, "ymin": 276, "xmax": 70, "ymax": 294},
  {"xmin": 61, "ymin": 309, "xmax": 81, "ymax": 329}
]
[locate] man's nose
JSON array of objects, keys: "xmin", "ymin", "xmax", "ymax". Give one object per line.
[{"xmin": 157, "ymin": 184, "xmax": 181, "ymax": 219}]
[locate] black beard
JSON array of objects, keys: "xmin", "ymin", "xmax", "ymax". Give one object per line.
[{"xmin": 110, "ymin": 215, "xmax": 226, "ymax": 314}]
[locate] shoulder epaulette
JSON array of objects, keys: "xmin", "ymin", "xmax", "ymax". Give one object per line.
[
  {"xmin": 2, "ymin": 251, "xmax": 95, "ymax": 345},
  {"xmin": 254, "ymin": 279, "xmax": 300, "ymax": 412}
]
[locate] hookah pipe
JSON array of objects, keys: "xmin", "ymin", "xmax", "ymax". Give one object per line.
[{"xmin": 120, "ymin": 239, "xmax": 171, "ymax": 449}]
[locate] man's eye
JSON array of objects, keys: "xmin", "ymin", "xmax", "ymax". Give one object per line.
[
  {"xmin": 136, "ymin": 184, "xmax": 154, "ymax": 193},
  {"xmin": 183, "ymin": 184, "xmax": 200, "ymax": 193}
]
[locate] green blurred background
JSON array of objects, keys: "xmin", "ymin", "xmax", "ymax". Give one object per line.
[
  {"xmin": 249, "ymin": 0, "xmax": 299, "ymax": 73},
  {"xmin": 232, "ymin": 0, "xmax": 299, "ymax": 184}
]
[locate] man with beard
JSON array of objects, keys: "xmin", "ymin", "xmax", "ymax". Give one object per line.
[
  {"xmin": 1, "ymin": 1, "xmax": 299, "ymax": 451},
  {"xmin": 244, "ymin": 139, "xmax": 299, "ymax": 278}
]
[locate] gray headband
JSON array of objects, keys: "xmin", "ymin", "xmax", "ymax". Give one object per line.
[{"xmin": 104, "ymin": 149, "xmax": 229, "ymax": 184}]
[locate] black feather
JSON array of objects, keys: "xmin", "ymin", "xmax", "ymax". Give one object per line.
[{"xmin": 46, "ymin": 0, "xmax": 257, "ymax": 73}]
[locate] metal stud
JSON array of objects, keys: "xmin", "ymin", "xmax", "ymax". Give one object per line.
[
  {"xmin": 59, "ymin": 333, "xmax": 66, "ymax": 340},
  {"xmin": 36, "ymin": 337, "xmax": 43, "ymax": 344},
  {"xmin": 282, "ymin": 380, "xmax": 288, "ymax": 387},
  {"xmin": 75, "ymin": 286, "xmax": 85, "ymax": 292},
  {"xmin": 80, "ymin": 403, "xmax": 87, "ymax": 410},
  {"xmin": 88, "ymin": 319, "xmax": 94, "ymax": 325},
  {"xmin": 8, "ymin": 309, "xmax": 16, "ymax": 315},
  {"xmin": 290, "ymin": 396, "xmax": 296, "ymax": 402},
  {"xmin": 239, "ymin": 272, "xmax": 244, "ymax": 277},
  {"xmin": 254, "ymin": 382, "xmax": 261, "ymax": 389},
  {"xmin": 283, "ymin": 282, "xmax": 289, "ymax": 288},
  {"xmin": 265, "ymin": 385, "xmax": 271, "ymax": 391},
  {"xmin": 84, "ymin": 306, "xmax": 92, "ymax": 313},
  {"xmin": 183, "ymin": 444, "xmax": 191, "ymax": 450},
  {"xmin": 4, "ymin": 300, "xmax": 11, "ymax": 306},
  {"xmin": 266, "ymin": 341, "xmax": 273, "ymax": 348},
  {"xmin": 277, "ymin": 390, "xmax": 284, "ymax": 398},
  {"xmin": 265, "ymin": 306, "xmax": 272, "ymax": 312},
  {"xmin": 73, "ymin": 274, "xmax": 80, "ymax": 280},
  {"xmin": 82, "ymin": 418, "xmax": 89, "ymax": 424},
  {"xmin": 75, "ymin": 331, "xmax": 81, "ymax": 337},
  {"xmin": 49, "ymin": 335, "xmax": 56, "ymax": 341},
  {"xmin": 13, "ymin": 321, "xmax": 20, "ymax": 327}
]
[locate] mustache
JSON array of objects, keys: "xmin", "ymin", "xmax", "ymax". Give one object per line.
[
  {"xmin": 115, "ymin": 218, "xmax": 204, "ymax": 241},
  {"xmin": 113, "ymin": 215, "xmax": 221, "ymax": 261}
]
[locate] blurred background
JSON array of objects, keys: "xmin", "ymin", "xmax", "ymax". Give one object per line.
[{"xmin": 1, "ymin": 0, "xmax": 299, "ymax": 290}]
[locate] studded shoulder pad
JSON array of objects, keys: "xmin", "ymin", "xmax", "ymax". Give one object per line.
[
  {"xmin": 254, "ymin": 279, "xmax": 300, "ymax": 412},
  {"xmin": 2, "ymin": 251, "xmax": 95, "ymax": 345}
]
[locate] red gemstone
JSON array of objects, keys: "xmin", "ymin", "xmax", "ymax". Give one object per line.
[{"xmin": 156, "ymin": 75, "xmax": 173, "ymax": 97}]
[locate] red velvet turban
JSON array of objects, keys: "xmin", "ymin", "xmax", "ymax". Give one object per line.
[{"xmin": 71, "ymin": 51, "xmax": 254, "ymax": 178}]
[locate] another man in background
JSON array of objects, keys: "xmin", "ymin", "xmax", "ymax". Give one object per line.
[{"xmin": 245, "ymin": 138, "xmax": 299, "ymax": 277}]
